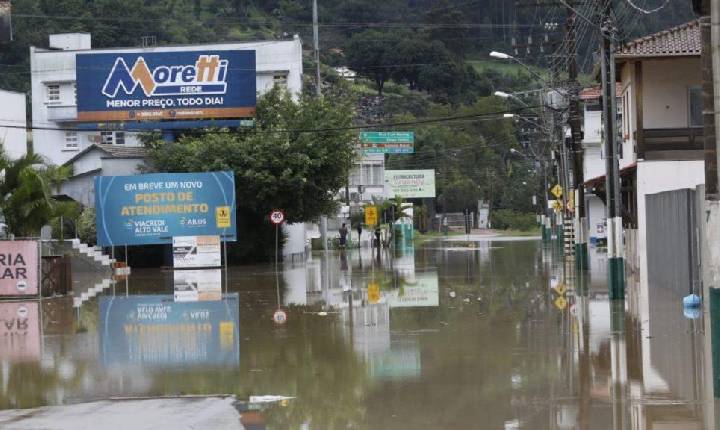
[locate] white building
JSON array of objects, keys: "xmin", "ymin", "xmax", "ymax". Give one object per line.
[
  {"xmin": 614, "ymin": 21, "xmax": 704, "ymax": 284},
  {"xmin": 31, "ymin": 33, "xmax": 303, "ymax": 168},
  {"xmin": 0, "ymin": 89, "xmax": 27, "ymax": 160}
]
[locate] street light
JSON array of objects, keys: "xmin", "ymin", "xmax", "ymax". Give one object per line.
[{"xmin": 489, "ymin": 51, "xmax": 511, "ymax": 60}]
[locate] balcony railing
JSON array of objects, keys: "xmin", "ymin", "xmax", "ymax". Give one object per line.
[
  {"xmin": 638, "ymin": 127, "xmax": 704, "ymax": 159},
  {"xmin": 47, "ymin": 105, "xmax": 77, "ymax": 122}
]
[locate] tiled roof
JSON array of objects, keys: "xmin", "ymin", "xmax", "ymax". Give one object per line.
[
  {"xmin": 63, "ymin": 144, "xmax": 147, "ymax": 166},
  {"xmin": 616, "ymin": 20, "xmax": 701, "ymax": 58},
  {"xmin": 580, "ymin": 84, "xmax": 622, "ymax": 100},
  {"xmin": 98, "ymin": 145, "xmax": 148, "ymax": 158}
]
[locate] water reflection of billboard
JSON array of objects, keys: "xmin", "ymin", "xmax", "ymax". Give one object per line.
[
  {"xmin": 369, "ymin": 338, "xmax": 421, "ymax": 380},
  {"xmin": 0, "ymin": 301, "xmax": 40, "ymax": 361},
  {"xmin": 173, "ymin": 269, "xmax": 222, "ymax": 302},
  {"xmin": 386, "ymin": 274, "xmax": 439, "ymax": 308},
  {"xmin": 100, "ymin": 294, "xmax": 239, "ymax": 367}
]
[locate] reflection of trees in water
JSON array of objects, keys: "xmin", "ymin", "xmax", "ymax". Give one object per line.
[{"xmin": 147, "ymin": 311, "xmax": 370, "ymax": 428}]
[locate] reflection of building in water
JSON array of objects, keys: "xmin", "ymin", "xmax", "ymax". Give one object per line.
[{"xmin": 568, "ymin": 284, "xmax": 708, "ymax": 428}]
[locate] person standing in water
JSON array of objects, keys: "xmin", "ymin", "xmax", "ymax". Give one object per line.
[
  {"xmin": 356, "ymin": 223, "xmax": 363, "ymax": 247},
  {"xmin": 339, "ymin": 223, "xmax": 348, "ymax": 249}
]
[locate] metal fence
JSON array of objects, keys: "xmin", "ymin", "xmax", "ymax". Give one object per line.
[{"xmin": 645, "ymin": 187, "xmax": 702, "ymax": 296}]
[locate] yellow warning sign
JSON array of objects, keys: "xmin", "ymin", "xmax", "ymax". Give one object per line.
[
  {"xmin": 553, "ymin": 283, "xmax": 567, "ymax": 295},
  {"xmin": 216, "ymin": 206, "xmax": 231, "ymax": 228},
  {"xmin": 551, "ymin": 184, "xmax": 563, "ymax": 199},
  {"xmin": 551, "ymin": 200, "xmax": 563, "ymax": 211},
  {"xmin": 554, "ymin": 296, "xmax": 568, "ymax": 310},
  {"xmin": 219, "ymin": 321, "xmax": 235, "ymax": 350},
  {"xmin": 368, "ymin": 282, "xmax": 380, "ymax": 304},
  {"xmin": 365, "ymin": 206, "xmax": 378, "ymax": 226}
]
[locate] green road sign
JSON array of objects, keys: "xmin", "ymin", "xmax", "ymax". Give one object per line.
[{"xmin": 360, "ymin": 132, "xmax": 414, "ymax": 154}]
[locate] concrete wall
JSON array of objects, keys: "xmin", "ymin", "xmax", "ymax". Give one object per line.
[
  {"xmin": 0, "ymin": 90, "xmax": 27, "ymax": 160},
  {"xmin": 61, "ymin": 174, "xmax": 95, "ymax": 207},
  {"xmin": 586, "ymin": 195, "xmax": 605, "ymax": 241},
  {"xmin": 636, "ymin": 160, "xmax": 705, "ymax": 297},
  {"xmin": 31, "ymin": 35, "xmax": 304, "ymax": 166},
  {"xmin": 61, "ymin": 156, "xmax": 144, "ymax": 206},
  {"xmin": 583, "ymin": 146, "xmax": 604, "ymax": 181},
  {"xmin": 642, "ymin": 58, "xmax": 701, "ymax": 129}
]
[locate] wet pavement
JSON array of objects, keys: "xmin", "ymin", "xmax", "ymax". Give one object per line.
[{"xmin": 0, "ymin": 238, "xmax": 717, "ymax": 429}]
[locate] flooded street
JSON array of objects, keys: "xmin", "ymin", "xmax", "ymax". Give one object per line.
[{"xmin": 0, "ymin": 238, "xmax": 715, "ymax": 429}]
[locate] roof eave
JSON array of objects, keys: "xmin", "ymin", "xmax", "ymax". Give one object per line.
[{"xmin": 615, "ymin": 53, "xmax": 701, "ymax": 60}]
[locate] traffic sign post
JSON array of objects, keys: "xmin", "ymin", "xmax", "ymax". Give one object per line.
[
  {"xmin": 550, "ymin": 184, "xmax": 563, "ymax": 199},
  {"xmin": 270, "ymin": 210, "xmax": 286, "ymax": 324}
]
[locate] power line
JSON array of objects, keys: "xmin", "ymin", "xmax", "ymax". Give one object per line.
[
  {"xmin": 623, "ymin": 0, "xmax": 671, "ymax": 14},
  {"xmin": 0, "ymin": 105, "xmax": 540, "ymax": 135}
]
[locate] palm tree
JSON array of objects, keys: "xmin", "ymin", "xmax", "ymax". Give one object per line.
[{"xmin": 0, "ymin": 151, "xmax": 54, "ymax": 237}]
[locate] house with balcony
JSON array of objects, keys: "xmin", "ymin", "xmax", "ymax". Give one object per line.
[{"xmin": 614, "ymin": 20, "xmax": 705, "ymax": 286}]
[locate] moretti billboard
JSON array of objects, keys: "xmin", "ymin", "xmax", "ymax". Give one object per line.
[
  {"xmin": 76, "ymin": 50, "xmax": 256, "ymax": 122},
  {"xmin": 95, "ymin": 171, "xmax": 237, "ymax": 246}
]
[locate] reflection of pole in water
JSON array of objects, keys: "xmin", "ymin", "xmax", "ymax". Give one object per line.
[{"xmin": 610, "ymin": 301, "xmax": 629, "ymax": 430}]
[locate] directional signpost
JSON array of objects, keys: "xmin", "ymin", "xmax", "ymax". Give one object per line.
[{"xmin": 360, "ymin": 131, "xmax": 414, "ymax": 154}]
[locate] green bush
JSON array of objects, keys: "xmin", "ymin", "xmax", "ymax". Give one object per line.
[
  {"xmin": 76, "ymin": 207, "xmax": 96, "ymax": 245},
  {"xmin": 490, "ymin": 209, "xmax": 537, "ymax": 231}
]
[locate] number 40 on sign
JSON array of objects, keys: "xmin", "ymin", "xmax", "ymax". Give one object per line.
[{"xmin": 270, "ymin": 210, "xmax": 285, "ymax": 225}]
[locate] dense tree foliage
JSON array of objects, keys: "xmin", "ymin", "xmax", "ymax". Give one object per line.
[
  {"xmin": 146, "ymin": 88, "xmax": 356, "ymax": 261},
  {"xmin": 0, "ymin": 0, "xmax": 696, "ymax": 95}
]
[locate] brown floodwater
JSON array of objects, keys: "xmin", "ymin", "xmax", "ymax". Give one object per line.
[{"xmin": 0, "ymin": 238, "xmax": 717, "ymax": 429}]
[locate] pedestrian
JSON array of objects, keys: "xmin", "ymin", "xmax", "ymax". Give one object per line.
[
  {"xmin": 356, "ymin": 223, "xmax": 363, "ymax": 247},
  {"xmin": 339, "ymin": 223, "xmax": 348, "ymax": 249},
  {"xmin": 374, "ymin": 226, "xmax": 382, "ymax": 248}
]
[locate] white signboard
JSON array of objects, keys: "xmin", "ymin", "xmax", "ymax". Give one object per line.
[
  {"xmin": 173, "ymin": 269, "xmax": 222, "ymax": 302},
  {"xmin": 386, "ymin": 274, "xmax": 439, "ymax": 308},
  {"xmin": 385, "ymin": 169, "xmax": 436, "ymax": 198},
  {"xmin": 172, "ymin": 235, "xmax": 222, "ymax": 268}
]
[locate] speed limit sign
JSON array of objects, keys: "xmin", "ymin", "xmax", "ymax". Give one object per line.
[{"xmin": 269, "ymin": 210, "xmax": 285, "ymax": 225}]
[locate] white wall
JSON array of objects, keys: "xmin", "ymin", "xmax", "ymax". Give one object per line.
[
  {"xmin": 31, "ymin": 35, "xmax": 304, "ymax": 166},
  {"xmin": 0, "ymin": 90, "xmax": 27, "ymax": 160},
  {"xmin": 642, "ymin": 58, "xmax": 701, "ymax": 129},
  {"xmin": 636, "ymin": 160, "xmax": 704, "ymax": 295},
  {"xmin": 586, "ymin": 195, "xmax": 606, "ymax": 241}
]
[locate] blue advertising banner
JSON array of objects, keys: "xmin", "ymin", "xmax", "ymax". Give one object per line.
[
  {"xmin": 99, "ymin": 294, "xmax": 240, "ymax": 367},
  {"xmin": 76, "ymin": 50, "xmax": 256, "ymax": 122},
  {"xmin": 95, "ymin": 171, "xmax": 236, "ymax": 246}
]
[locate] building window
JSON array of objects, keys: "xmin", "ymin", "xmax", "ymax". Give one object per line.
[
  {"xmin": 100, "ymin": 131, "xmax": 125, "ymax": 145},
  {"xmin": 273, "ymin": 74, "xmax": 288, "ymax": 90},
  {"xmin": 46, "ymin": 84, "xmax": 60, "ymax": 104},
  {"xmin": 689, "ymin": 86, "xmax": 703, "ymax": 128},
  {"xmin": 64, "ymin": 131, "xmax": 79, "ymax": 150},
  {"xmin": 100, "ymin": 131, "xmax": 114, "ymax": 144}
]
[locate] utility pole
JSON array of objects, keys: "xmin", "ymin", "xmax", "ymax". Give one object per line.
[
  {"xmin": 313, "ymin": 0, "xmax": 329, "ymax": 251},
  {"xmin": 313, "ymin": 0, "xmax": 321, "ymax": 98},
  {"xmin": 566, "ymin": 6, "xmax": 587, "ymax": 270},
  {"xmin": 600, "ymin": 4, "xmax": 625, "ymax": 300}
]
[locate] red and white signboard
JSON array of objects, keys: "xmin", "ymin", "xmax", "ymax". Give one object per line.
[
  {"xmin": 0, "ymin": 301, "xmax": 41, "ymax": 361},
  {"xmin": 269, "ymin": 210, "xmax": 285, "ymax": 225},
  {"xmin": 0, "ymin": 240, "xmax": 39, "ymax": 296}
]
